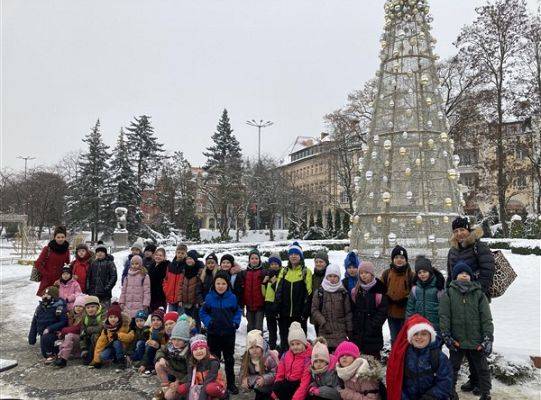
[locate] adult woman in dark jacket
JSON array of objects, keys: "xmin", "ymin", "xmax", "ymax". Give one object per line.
[{"xmin": 35, "ymin": 226, "xmax": 71, "ymax": 296}]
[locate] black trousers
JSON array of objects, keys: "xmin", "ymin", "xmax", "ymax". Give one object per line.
[
  {"xmin": 272, "ymin": 380, "xmax": 300, "ymax": 400},
  {"xmin": 208, "ymin": 333, "xmax": 236, "ymax": 388},
  {"xmin": 255, "ymin": 390, "xmax": 272, "ymax": 400},
  {"xmin": 278, "ymin": 316, "xmax": 306, "ymax": 353},
  {"xmin": 265, "ymin": 310, "xmax": 278, "ymax": 350},
  {"xmin": 450, "ymin": 349, "xmax": 491, "ymax": 394}
]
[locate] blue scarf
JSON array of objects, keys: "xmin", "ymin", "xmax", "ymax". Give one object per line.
[{"xmin": 345, "ymin": 275, "xmax": 358, "ymax": 293}]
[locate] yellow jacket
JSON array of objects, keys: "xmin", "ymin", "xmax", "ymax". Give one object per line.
[{"xmin": 92, "ymin": 314, "xmax": 134, "ymax": 364}]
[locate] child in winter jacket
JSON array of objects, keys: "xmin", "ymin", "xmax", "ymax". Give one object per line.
[
  {"xmin": 335, "ymin": 341, "xmax": 383, "ymax": 400},
  {"xmin": 312, "ymin": 251, "xmax": 329, "ymax": 293},
  {"xmin": 311, "ymin": 264, "xmax": 353, "ymax": 351},
  {"xmin": 119, "ymin": 255, "xmax": 151, "ymax": 319},
  {"xmin": 307, "ymin": 338, "xmax": 341, "ymax": 400},
  {"xmin": 79, "ymin": 295, "xmax": 105, "ymax": 365},
  {"xmin": 86, "ymin": 245, "xmax": 117, "ymax": 308},
  {"xmin": 406, "ymin": 256, "xmax": 445, "ymax": 333},
  {"xmin": 219, "ymin": 253, "xmax": 243, "ymax": 298},
  {"xmin": 179, "ymin": 250, "xmax": 204, "ymax": 331},
  {"xmin": 263, "ymin": 253, "xmax": 282, "ymax": 350},
  {"xmin": 177, "ymin": 335, "xmax": 228, "ymax": 400},
  {"xmin": 58, "ymin": 265, "xmax": 82, "ymax": 311},
  {"xmin": 342, "ymin": 251, "xmax": 359, "ymax": 296},
  {"xmin": 272, "ymin": 321, "xmax": 313, "ymax": 400},
  {"xmin": 28, "ymin": 286, "xmax": 68, "ymax": 363},
  {"xmin": 201, "ymin": 271, "xmax": 242, "ymax": 395},
  {"xmin": 351, "ymin": 261, "xmax": 389, "ymax": 360},
  {"xmin": 71, "ymin": 243, "xmax": 92, "ymax": 293},
  {"xmin": 154, "ymin": 314, "xmax": 193, "ymax": 400},
  {"xmin": 386, "ymin": 315, "xmax": 453, "ymax": 400},
  {"xmin": 121, "ymin": 241, "xmax": 144, "ymax": 284},
  {"xmin": 129, "ymin": 309, "xmax": 150, "ymax": 363},
  {"xmin": 164, "ymin": 311, "xmax": 179, "ymax": 338},
  {"xmin": 275, "ymin": 242, "xmax": 313, "ymax": 352},
  {"xmin": 149, "ymin": 247, "xmax": 168, "ymax": 312},
  {"xmin": 381, "ymin": 245, "xmax": 415, "ymax": 344},
  {"xmin": 54, "ymin": 294, "xmax": 86, "ymax": 367},
  {"xmin": 163, "ymin": 244, "xmax": 187, "ymax": 313},
  {"xmin": 90, "ymin": 302, "xmax": 134, "ymax": 369},
  {"xmin": 240, "ymin": 329, "xmax": 279, "ymax": 400},
  {"xmin": 201, "ymin": 253, "xmax": 218, "ymax": 297},
  {"xmin": 238, "ymin": 249, "xmax": 266, "ymax": 332},
  {"xmin": 138, "ymin": 308, "xmax": 168, "ymax": 374},
  {"xmin": 439, "ymin": 262, "xmax": 494, "ymax": 400}
]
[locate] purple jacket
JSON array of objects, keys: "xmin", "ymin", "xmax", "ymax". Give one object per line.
[
  {"xmin": 119, "ymin": 267, "xmax": 151, "ymax": 318},
  {"xmin": 59, "ymin": 279, "xmax": 82, "ymax": 311}
]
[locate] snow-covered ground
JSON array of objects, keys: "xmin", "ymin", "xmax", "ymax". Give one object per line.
[{"xmin": 1, "ymin": 240, "xmax": 539, "ymax": 398}]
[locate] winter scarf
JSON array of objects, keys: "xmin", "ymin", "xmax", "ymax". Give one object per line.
[
  {"xmin": 360, "ymin": 278, "xmax": 378, "ymax": 292},
  {"xmin": 322, "ymin": 278, "xmax": 343, "ymax": 293},
  {"xmin": 184, "ymin": 262, "xmax": 200, "ymax": 280},
  {"xmin": 49, "ymin": 240, "xmax": 70, "ymax": 254},
  {"xmin": 336, "ymin": 358, "xmax": 367, "ymax": 381},
  {"xmin": 165, "ymin": 341, "xmax": 190, "ymax": 360},
  {"xmin": 344, "ymin": 275, "xmax": 358, "ymax": 293}
]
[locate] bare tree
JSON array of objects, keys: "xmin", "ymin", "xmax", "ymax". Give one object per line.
[{"xmin": 456, "ymin": 0, "xmax": 529, "ymax": 235}]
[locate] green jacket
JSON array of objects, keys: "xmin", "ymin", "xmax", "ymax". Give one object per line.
[
  {"xmin": 79, "ymin": 306, "xmax": 105, "ymax": 350},
  {"xmin": 155, "ymin": 342, "xmax": 189, "ymax": 378},
  {"xmin": 439, "ymin": 281, "xmax": 494, "ymax": 350},
  {"xmin": 406, "ymin": 271, "xmax": 445, "ymax": 331},
  {"xmin": 275, "ymin": 264, "xmax": 313, "ymax": 318}
]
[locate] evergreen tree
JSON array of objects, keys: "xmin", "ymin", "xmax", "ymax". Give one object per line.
[
  {"xmin": 308, "ymin": 212, "xmax": 315, "ymax": 228},
  {"xmin": 125, "ymin": 115, "xmax": 164, "ymax": 188},
  {"xmin": 109, "ymin": 128, "xmax": 143, "ymax": 238},
  {"xmin": 334, "ymin": 209, "xmax": 342, "ymax": 238},
  {"xmin": 66, "ymin": 119, "xmax": 111, "ymax": 242},
  {"xmin": 202, "ymin": 109, "xmax": 244, "ymax": 240},
  {"xmin": 316, "ymin": 209, "xmax": 323, "ymax": 228},
  {"xmin": 342, "ymin": 211, "xmax": 350, "ymax": 238},
  {"xmin": 326, "ymin": 209, "xmax": 334, "ymax": 236}
]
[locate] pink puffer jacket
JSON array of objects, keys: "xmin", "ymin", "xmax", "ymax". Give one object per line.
[
  {"xmin": 274, "ymin": 344, "xmax": 312, "ymax": 400},
  {"xmin": 119, "ymin": 267, "xmax": 151, "ymax": 318},
  {"xmin": 59, "ymin": 279, "xmax": 82, "ymax": 311}
]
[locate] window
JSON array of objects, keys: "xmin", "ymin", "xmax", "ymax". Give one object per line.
[
  {"xmin": 340, "ymin": 191, "xmax": 349, "ymax": 204},
  {"xmin": 460, "ymin": 173, "xmax": 478, "ymax": 188},
  {"xmin": 515, "ymin": 147, "xmax": 526, "ymax": 160},
  {"xmin": 515, "ymin": 175, "xmax": 527, "ymax": 189}
]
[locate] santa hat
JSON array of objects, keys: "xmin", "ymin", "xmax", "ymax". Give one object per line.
[
  {"xmin": 386, "ymin": 314, "xmax": 434, "ymax": 400},
  {"xmin": 407, "ymin": 321, "xmax": 437, "ymax": 344}
]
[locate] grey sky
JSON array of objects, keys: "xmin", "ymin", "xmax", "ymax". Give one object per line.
[{"xmin": 2, "ymin": 0, "xmax": 538, "ymax": 170}]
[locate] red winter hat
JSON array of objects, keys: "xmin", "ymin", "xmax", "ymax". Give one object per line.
[
  {"xmin": 387, "ymin": 314, "xmax": 434, "ymax": 400},
  {"xmin": 106, "ymin": 302, "xmax": 122, "ymax": 320},
  {"xmin": 164, "ymin": 311, "xmax": 179, "ymax": 323}
]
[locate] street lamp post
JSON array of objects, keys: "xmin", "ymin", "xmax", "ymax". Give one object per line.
[
  {"xmin": 18, "ymin": 156, "xmax": 35, "ymax": 215},
  {"xmin": 17, "ymin": 156, "xmax": 35, "ymax": 181},
  {"xmin": 246, "ymin": 119, "xmax": 274, "ymax": 163}
]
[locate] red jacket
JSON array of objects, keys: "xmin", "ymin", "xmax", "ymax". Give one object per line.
[
  {"xmin": 274, "ymin": 343, "xmax": 312, "ymax": 400},
  {"xmin": 35, "ymin": 241, "xmax": 70, "ymax": 296},
  {"xmin": 71, "ymin": 252, "xmax": 92, "ymax": 293},
  {"xmin": 163, "ymin": 271, "xmax": 184, "ymax": 304},
  {"xmin": 242, "ymin": 267, "xmax": 265, "ymax": 312}
]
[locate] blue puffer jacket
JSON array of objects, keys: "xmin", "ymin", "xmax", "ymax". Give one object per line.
[
  {"xmin": 402, "ymin": 338, "xmax": 453, "ymax": 400},
  {"xmin": 200, "ymin": 289, "xmax": 241, "ymax": 336},
  {"xmin": 28, "ymin": 298, "xmax": 68, "ymax": 345},
  {"xmin": 406, "ymin": 270, "xmax": 445, "ymax": 331}
]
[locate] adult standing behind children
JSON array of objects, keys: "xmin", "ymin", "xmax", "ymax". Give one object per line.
[
  {"xmin": 34, "ymin": 225, "xmax": 71, "ymax": 296},
  {"xmin": 149, "ymin": 247, "xmax": 169, "ymax": 312},
  {"xmin": 381, "ymin": 245, "xmax": 415, "ymax": 344},
  {"xmin": 86, "ymin": 245, "xmax": 117, "ymax": 308}
]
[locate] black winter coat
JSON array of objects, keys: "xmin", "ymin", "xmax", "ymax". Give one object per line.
[
  {"xmin": 351, "ymin": 278, "xmax": 388, "ymax": 354},
  {"xmin": 447, "ymin": 227, "xmax": 495, "ymax": 296},
  {"xmin": 148, "ymin": 260, "xmax": 168, "ymax": 310},
  {"xmin": 28, "ymin": 299, "xmax": 68, "ymax": 344},
  {"xmin": 86, "ymin": 258, "xmax": 117, "ymax": 300}
]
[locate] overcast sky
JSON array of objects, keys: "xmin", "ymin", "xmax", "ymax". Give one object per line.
[{"xmin": 2, "ymin": 0, "xmax": 539, "ymax": 170}]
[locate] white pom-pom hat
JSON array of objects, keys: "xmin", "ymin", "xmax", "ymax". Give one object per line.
[{"xmin": 407, "ymin": 322, "xmax": 437, "ymax": 344}]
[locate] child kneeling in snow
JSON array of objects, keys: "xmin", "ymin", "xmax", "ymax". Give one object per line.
[
  {"xmin": 54, "ymin": 294, "xmax": 86, "ymax": 367},
  {"xmin": 177, "ymin": 335, "xmax": 227, "ymax": 400},
  {"xmin": 240, "ymin": 329, "xmax": 279, "ymax": 400},
  {"xmin": 154, "ymin": 314, "xmax": 193, "ymax": 400},
  {"xmin": 306, "ymin": 338, "xmax": 341, "ymax": 400},
  {"xmin": 386, "ymin": 315, "xmax": 453, "ymax": 400},
  {"xmin": 272, "ymin": 321, "xmax": 312, "ymax": 400},
  {"xmin": 335, "ymin": 340, "xmax": 384, "ymax": 400}
]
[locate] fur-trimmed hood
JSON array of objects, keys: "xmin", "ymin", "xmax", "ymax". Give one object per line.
[{"xmin": 449, "ymin": 226, "xmax": 483, "ymax": 249}]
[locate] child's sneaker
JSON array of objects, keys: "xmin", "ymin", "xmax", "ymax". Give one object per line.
[
  {"xmin": 44, "ymin": 356, "xmax": 56, "ymax": 365},
  {"xmin": 144, "ymin": 369, "xmax": 155, "ymax": 376}
]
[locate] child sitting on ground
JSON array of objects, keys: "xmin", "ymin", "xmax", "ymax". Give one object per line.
[
  {"xmin": 176, "ymin": 335, "xmax": 228, "ymax": 400},
  {"xmin": 154, "ymin": 314, "xmax": 193, "ymax": 400},
  {"xmin": 240, "ymin": 329, "xmax": 279, "ymax": 400},
  {"xmin": 129, "ymin": 309, "xmax": 150, "ymax": 364},
  {"xmin": 272, "ymin": 321, "xmax": 313, "ymax": 400},
  {"xmin": 307, "ymin": 338, "xmax": 341, "ymax": 400},
  {"xmin": 139, "ymin": 308, "xmax": 168, "ymax": 375},
  {"xmin": 335, "ymin": 340, "xmax": 384, "ymax": 400},
  {"xmin": 386, "ymin": 314, "xmax": 453, "ymax": 400},
  {"xmin": 28, "ymin": 286, "xmax": 68, "ymax": 364},
  {"xmin": 54, "ymin": 294, "xmax": 86, "ymax": 367},
  {"xmin": 79, "ymin": 295, "xmax": 105, "ymax": 365},
  {"xmin": 90, "ymin": 302, "xmax": 134, "ymax": 370}
]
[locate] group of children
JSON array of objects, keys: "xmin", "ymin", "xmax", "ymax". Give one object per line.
[{"xmin": 28, "ymin": 227, "xmax": 494, "ymax": 400}]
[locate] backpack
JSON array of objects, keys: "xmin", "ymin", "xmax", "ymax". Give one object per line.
[
  {"xmin": 317, "ymin": 287, "xmax": 349, "ymax": 312},
  {"xmin": 411, "ymin": 286, "xmax": 445, "ymax": 301}
]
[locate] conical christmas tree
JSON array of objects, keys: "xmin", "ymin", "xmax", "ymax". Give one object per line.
[{"xmin": 350, "ymin": 0, "xmax": 463, "ymax": 270}]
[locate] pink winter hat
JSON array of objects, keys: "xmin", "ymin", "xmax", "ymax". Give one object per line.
[
  {"xmin": 74, "ymin": 295, "xmax": 87, "ymax": 308},
  {"xmin": 334, "ymin": 340, "xmax": 360, "ymax": 360},
  {"xmin": 359, "ymin": 261, "xmax": 375, "ymax": 276},
  {"xmin": 311, "ymin": 341, "xmax": 330, "ymax": 364}
]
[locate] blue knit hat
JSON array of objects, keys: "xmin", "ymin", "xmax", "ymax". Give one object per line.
[
  {"xmin": 288, "ymin": 241, "xmax": 304, "ymax": 259},
  {"xmin": 267, "ymin": 252, "xmax": 282, "ymax": 266},
  {"xmin": 452, "ymin": 261, "xmax": 474, "ymax": 280},
  {"xmin": 344, "ymin": 251, "xmax": 360, "ymax": 270},
  {"xmin": 135, "ymin": 309, "xmax": 148, "ymax": 320}
]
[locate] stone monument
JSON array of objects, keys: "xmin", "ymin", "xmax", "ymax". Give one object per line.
[{"xmin": 112, "ymin": 207, "xmax": 129, "ymax": 250}]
